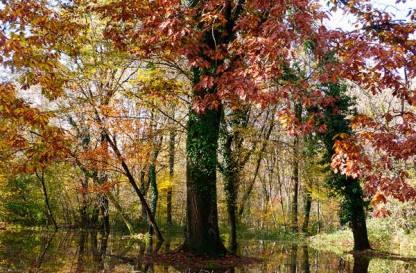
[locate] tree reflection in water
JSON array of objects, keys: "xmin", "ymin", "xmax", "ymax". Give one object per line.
[{"xmin": 0, "ymin": 231, "xmax": 415, "ymax": 272}]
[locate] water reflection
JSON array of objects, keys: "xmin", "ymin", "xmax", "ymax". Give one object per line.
[{"xmin": 0, "ymin": 231, "xmax": 414, "ymax": 272}]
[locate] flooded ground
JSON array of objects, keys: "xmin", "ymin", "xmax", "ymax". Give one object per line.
[{"xmin": 0, "ymin": 230, "xmax": 414, "ymax": 272}]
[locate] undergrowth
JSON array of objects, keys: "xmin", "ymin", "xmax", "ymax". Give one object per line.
[{"xmin": 309, "ymin": 217, "xmax": 416, "ymax": 258}]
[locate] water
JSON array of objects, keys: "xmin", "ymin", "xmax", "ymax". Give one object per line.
[{"xmin": 0, "ymin": 230, "xmax": 414, "ymax": 272}]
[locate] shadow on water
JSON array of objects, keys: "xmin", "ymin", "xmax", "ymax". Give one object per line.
[{"xmin": 0, "ymin": 230, "xmax": 415, "ymax": 272}]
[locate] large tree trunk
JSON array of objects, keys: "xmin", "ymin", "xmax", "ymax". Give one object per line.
[
  {"xmin": 183, "ymin": 107, "xmax": 226, "ymax": 256},
  {"xmin": 345, "ymin": 177, "xmax": 371, "ymax": 250},
  {"xmin": 352, "ymin": 255, "xmax": 371, "ymax": 273}
]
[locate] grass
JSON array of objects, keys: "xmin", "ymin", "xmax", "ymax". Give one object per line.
[{"xmin": 309, "ymin": 217, "xmax": 416, "ymax": 258}]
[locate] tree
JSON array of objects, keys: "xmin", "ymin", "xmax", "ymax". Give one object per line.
[
  {"xmin": 314, "ymin": 82, "xmax": 371, "ymax": 250},
  {"xmin": 96, "ymin": 0, "xmax": 345, "ymax": 255},
  {"xmin": 219, "ymin": 105, "xmax": 251, "ymax": 253},
  {"xmin": 2, "ymin": 0, "xmax": 415, "ymax": 256}
]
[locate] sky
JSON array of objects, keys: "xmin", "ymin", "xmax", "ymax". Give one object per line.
[{"xmin": 322, "ymin": 0, "xmax": 415, "ymax": 31}]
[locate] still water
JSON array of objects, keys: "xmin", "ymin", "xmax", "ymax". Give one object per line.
[{"xmin": 0, "ymin": 230, "xmax": 414, "ymax": 272}]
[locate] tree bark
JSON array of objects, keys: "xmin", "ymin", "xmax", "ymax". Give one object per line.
[
  {"xmin": 91, "ymin": 203, "xmax": 100, "ymax": 229},
  {"xmin": 302, "ymin": 245, "xmax": 310, "ymax": 273},
  {"xmin": 346, "ymin": 177, "xmax": 371, "ymax": 250},
  {"xmin": 183, "ymin": 107, "xmax": 226, "ymax": 256},
  {"xmin": 302, "ymin": 179, "xmax": 312, "ymax": 234},
  {"xmin": 103, "ymin": 131, "xmax": 164, "ymax": 242},
  {"xmin": 148, "ymin": 148, "xmax": 159, "ymax": 235},
  {"xmin": 99, "ymin": 193, "xmax": 110, "ymax": 234},
  {"xmin": 80, "ymin": 173, "xmax": 89, "ymax": 228},
  {"xmin": 352, "ymin": 255, "xmax": 371, "ymax": 273},
  {"xmin": 290, "ymin": 134, "xmax": 300, "ymax": 232},
  {"xmin": 36, "ymin": 169, "xmax": 58, "ymax": 231},
  {"xmin": 167, "ymin": 125, "xmax": 175, "ymax": 226},
  {"xmin": 290, "ymin": 244, "xmax": 298, "ymax": 273},
  {"xmin": 221, "ymin": 133, "xmax": 238, "ymax": 253},
  {"xmin": 140, "ymin": 170, "xmax": 149, "ymax": 225}
]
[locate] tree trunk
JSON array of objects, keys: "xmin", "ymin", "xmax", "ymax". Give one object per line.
[
  {"xmin": 107, "ymin": 191, "xmax": 134, "ymax": 234},
  {"xmin": 36, "ymin": 169, "xmax": 58, "ymax": 231},
  {"xmin": 238, "ymin": 119, "xmax": 274, "ymax": 217},
  {"xmin": 91, "ymin": 203, "xmax": 100, "ymax": 229},
  {"xmin": 352, "ymin": 255, "xmax": 371, "ymax": 273},
  {"xmin": 99, "ymin": 193, "xmax": 110, "ymax": 234},
  {"xmin": 183, "ymin": 107, "xmax": 226, "ymax": 256},
  {"xmin": 290, "ymin": 244, "xmax": 298, "ymax": 273},
  {"xmin": 290, "ymin": 134, "xmax": 300, "ymax": 232},
  {"xmin": 103, "ymin": 131, "xmax": 164, "ymax": 242},
  {"xmin": 302, "ymin": 179, "xmax": 312, "ymax": 234},
  {"xmin": 148, "ymin": 149, "xmax": 159, "ymax": 235},
  {"xmin": 315, "ymin": 82, "xmax": 371, "ymax": 251},
  {"xmin": 346, "ymin": 177, "xmax": 371, "ymax": 250},
  {"xmin": 221, "ymin": 133, "xmax": 238, "ymax": 253},
  {"xmin": 140, "ymin": 170, "xmax": 148, "ymax": 225},
  {"xmin": 167, "ymin": 125, "xmax": 175, "ymax": 226},
  {"xmin": 302, "ymin": 245, "xmax": 310, "ymax": 273},
  {"xmin": 80, "ymin": 173, "xmax": 89, "ymax": 228}
]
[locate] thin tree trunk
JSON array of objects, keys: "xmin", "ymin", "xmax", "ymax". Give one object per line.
[
  {"xmin": 302, "ymin": 179, "xmax": 312, "ymax": 234},
  {"xmin": 105, "ymin": 131, "xmax": 164, "ymax": 242},
  {"xmin": 302, "ymin": 245, "xmax": 310, "ymax": 273},
  {"xmin": 290, "ymin": 134, "xmax": 300, "ymax": 232},
  {"xmin": 36, "ymin": 169, "xmax": 58, "ymax": 231},
  {"xmin": 91, "ymin": 203, "xmax": 100, "ymax": 229},
  {"xmin": 140, "ymin": 170, "xmax": 148, "ymax": 225},
  {"xmin": 238, "ymin": 120, "xmax": 274, "ymax": 217},
  {"xmin": 290, "ymin": 103, "xmax": 301, "ymax": 232},
  {"xmin": 99, "ymin": 193, "xmax": 110, "ymax": 234},
  {"xmin": 80, "ymin": 173, "xmax": 89, "ymax": 228},
  {"xmin": 148, "ymin": 149, "xmax": 159, "ymax": 235},
  {"xmin": 167, "ymin": 125, "xmax": 175, "ymax": 226},
  {"xmin": 221, "ymin": 133, "xmax": 238, "ymax": 253},
  {"xmin": 290, "ymin": 244, "xmax": 298, "ymax": 273},
  {"xmin": 148, "ymin": 109, "xmax": 161, "ymax": 235},
  {"xmin": 107, "ymin": 191, "xmax": 134, "ymax": 234}
]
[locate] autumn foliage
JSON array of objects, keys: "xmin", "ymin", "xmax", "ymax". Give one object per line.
[{"xmin": 0, "ymin": 0, "xmax": 416, "ymax": 256}]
